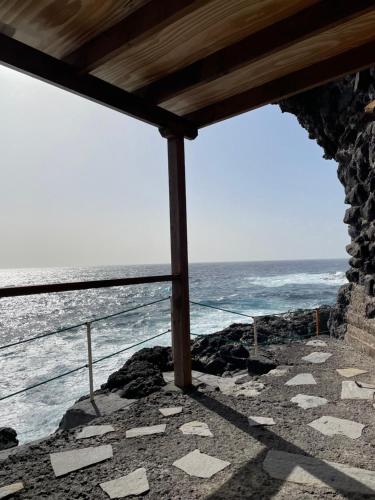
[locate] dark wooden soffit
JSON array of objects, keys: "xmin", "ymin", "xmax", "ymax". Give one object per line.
[
  {"xmin": 185, "ymin": 40, "xmax": 375, "ymax": 128},
  {"xmin": 63, "ymin": 0, "xmax": 207, "ymax": 73},
  {"xmin": 136, "ymin": 0, "xmax": 375, "ymax": 104},
  {"xmin": 0, "ymin": 33, "xmax": 197, "ymax": 139}
]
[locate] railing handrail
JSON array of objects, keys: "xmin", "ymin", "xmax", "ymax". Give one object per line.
[{"xmin": 0, "ymin": 274, "xmax": 177, "ymax": 298}]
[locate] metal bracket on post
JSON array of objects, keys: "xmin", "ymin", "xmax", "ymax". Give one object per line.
[{"xmin": 86, "ymin": 322, "xmax": 94, "ymax": 402}]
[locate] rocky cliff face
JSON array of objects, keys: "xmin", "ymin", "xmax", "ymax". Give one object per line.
[{"xmin": 279, "ymin": 68, "xmax": 375, "ymax": 351}]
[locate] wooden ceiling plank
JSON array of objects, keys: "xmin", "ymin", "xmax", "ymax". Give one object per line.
[
  {"xmin": 0, "ymin": 33, "xmax": 197, "ymax": 139},
  {"xmin": 63, "ymin": 0, "xmax": 206, "ymax": 73},
  {"xmin": 185, "ymin": 40, "xmax": 375, "ymax": 128},
  {"xmin": 136, "ymin": 0, "xmax": 375, "ymax": 104}
]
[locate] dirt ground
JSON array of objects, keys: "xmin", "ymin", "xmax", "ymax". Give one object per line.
[{"xmin": 2, "ymin": 336, "xmax": 375, "ymax": 499}]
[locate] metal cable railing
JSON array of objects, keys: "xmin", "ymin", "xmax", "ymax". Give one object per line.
[
  {"xmin": 0, "ymin": 297, "xmax": 171, "ymax": 402},
  {"xmin": 0, "ymin": 296, "xmax": 170, "ymax": 351},
  {"xmin": 189, "ymin": 300, "xmax": 330, "ymax": 347},
  {"xmin": 0, "ymin": 296, "xmax": 329, "ymax": 402},
  {"xmin": 0, "ymin": 328, "xmax": 171, "ymax": 402}
]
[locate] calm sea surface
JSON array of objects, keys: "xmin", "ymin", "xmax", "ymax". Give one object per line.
[{"xmin": 0, "ymin": 259, "xmax": 347, "ymax": 443}]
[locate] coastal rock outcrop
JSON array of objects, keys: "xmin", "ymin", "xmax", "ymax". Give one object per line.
[
  {"xmin": 101, "ymin": 346, "xmax": 172, "ymax": 398},
  {"xmin": 0, "ymin": 427, "xmax": 18, "ymax": 451},
  {"xmin": 191, "ymin": 306, "xmax": 329, "ymax": 375},
  {"xmin": 279, "ymin": 67, "xmax": 375, "ymax": 351}
]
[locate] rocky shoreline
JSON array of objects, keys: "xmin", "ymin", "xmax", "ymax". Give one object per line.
[
  {"xmin": 59, "ymin": 305, "xmax": 331, "ymax": 432},
  {"xmin": 0, "ymin": 305, "xmax": 332, "ymax": 450}
]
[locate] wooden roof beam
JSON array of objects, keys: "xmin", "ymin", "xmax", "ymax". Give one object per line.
[
  {"xmin": 185, "ymin": 40, "xmax": 375, "ymax": 128},
  {"xmin": 0, "ymin": 33, "xmax": 197, "ymax": 139},
  {"xmin": 136, "ymin": 0, "xmax": 375, "ymax": 104},
  {"xmin": 63, "ymin": 0, "xmax": 207, "ymax": 73}
]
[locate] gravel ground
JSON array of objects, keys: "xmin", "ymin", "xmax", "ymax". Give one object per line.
[{"xmin": 2, "ymin": 336, "xmax": 375, "ymax": 499}]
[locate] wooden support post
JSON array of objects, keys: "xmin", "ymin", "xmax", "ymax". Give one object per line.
[
  {"xmin": 253, "ymin": 317, "xmax": 258, "ymax": 356},
  {"xmin": 86, "ymin": 322, "xmax": 95, "ymax": 402},
  {"xmin": 315, "ymin": 308, "xmax": 320, "ymax": 337},
  {"xmin": 167, "ymin": 134, "xmax": 192, "ymax": 388}
]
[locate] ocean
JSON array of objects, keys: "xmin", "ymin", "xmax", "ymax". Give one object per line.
[{"xmin": 0, "ymin": 259, "xmax": 347, "ymax": 444}]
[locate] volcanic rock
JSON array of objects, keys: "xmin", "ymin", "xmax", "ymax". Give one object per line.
[{"xmin": 0, "ymin": 427, "xmax": 18, "ymax": 451}]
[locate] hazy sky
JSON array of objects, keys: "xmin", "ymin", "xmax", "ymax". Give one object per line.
[{"xmin": 0, "ymin": 64, "xmax": 348, "ymax": 268}]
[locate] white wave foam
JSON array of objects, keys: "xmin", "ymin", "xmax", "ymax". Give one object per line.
[{"xmin": 247, "ymin": 271, "xmax": 347, "ymax": 288}]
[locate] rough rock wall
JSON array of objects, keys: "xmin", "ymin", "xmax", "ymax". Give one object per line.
[{"xmin": 279, "ymin": 68, "xmax": 375, "ymax": 353}]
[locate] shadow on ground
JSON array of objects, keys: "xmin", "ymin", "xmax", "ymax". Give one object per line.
[{"xmin": 190, "ymin": 391, "xmax": 374, "ymax": 499}]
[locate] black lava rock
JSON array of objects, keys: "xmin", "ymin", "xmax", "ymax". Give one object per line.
[
  {"xmin": 0, "ymin": 427, "xmax": 18, "ymax": 450},
  {"xmin": 247, "ymin": 354, "xmax": 277, "ymax": 375},
  {"xmin": 103, "ymin": 359, "xmax": 166, "ymax": 398}
]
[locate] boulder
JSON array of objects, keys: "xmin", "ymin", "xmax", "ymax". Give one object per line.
[
  {"xmin": 0, "ymin": 427, "xmax": 18, "ymax": 451},
  {"xmin": 104, "ymin": 360, "xmax": 165, "ymax": 398},
  {"xmin": 247, "ymin": 354, "xmax": 277, "ymax": 375}
]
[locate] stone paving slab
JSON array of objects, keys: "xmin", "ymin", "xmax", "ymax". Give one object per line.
[
  {"xmin": 173, "ymin": 449, "xmax": 230, "ymax": 478},
  {"xmin": 302, "ymin": 352, "xmax": 332, "ymax": 364},
  {"xmin": 291, "ymin": 394, "xmax": 328, "ymax": 409},
  {"xmin": 306, "ymin": 339, "xmax": 328, "ymax": 347},
  {"xmin": 308, "ymin": 416, "xmax": 365, "ymax": 439},
  {"xmin": 126, "ymin": 424, "xmax": 166, "ymax": 439},
  {"xmin": 180, "ymin": 421, "xmax": 213, "ymax": 437},
  {"xmin": 76, "ymin": 425, "xmax": 115, "ymax": 440},
  {"xmin": 248, "ymin": 416, "xmax": 275, "ymax": 426},
  {"xmin": 265, "ymin": 367, "xmax": 290, "ymax": 377},
  {"xmin": 341, "ymin": 381, "xmax": 375, "ymax": 400},
  {"xmin": 285, "ymin": 373, "xmax": 317, "ymax": 386},
  {"xmin": 217, "ymin": 378, "xmax": 265, "ymax": 397},
  {"xmin": 159, "ymin": 407, "xmax": 183, "ymax": 417},
  {"xmin": 336, "ymin": 368, "xmax": 368, "ymax": 378},
  {"xmin": 61, "ymin": 393, "xmax": 136, "ymax": 430},
  {"xmin": 50, "ymin": 445, "xmax": 113, "ymax": 477},
  {"xmin": 263, "ymin": 449, "xmax": 375, "ymax": 494},
  {"xmin": 100, "ymin": 468, "xmax": 149, "ymax": 498},
  {"xmin": 0, "ymin": 482, "xmax": 24, "ymax": 499}
]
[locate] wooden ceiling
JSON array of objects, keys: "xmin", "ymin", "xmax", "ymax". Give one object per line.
[{"xmin": 0, "ymin": 0, "xmax": 374, "ymax": 139}]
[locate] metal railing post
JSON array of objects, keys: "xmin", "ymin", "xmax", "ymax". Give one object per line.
[
  {"xmin": 315, "ymin": 308, "xmax": 320, "ymax": 336},
  {"xmin": 253, "ymin": 317, "xmax": 258, "ymax": 356},
  {"xmin": 86, "ymin": 322, "xmax": 94, "ymax": 402}
]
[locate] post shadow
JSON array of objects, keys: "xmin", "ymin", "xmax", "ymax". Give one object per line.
[{"xmin": 189, "ymin": 391, "xmax": 374, "ymax": 499}]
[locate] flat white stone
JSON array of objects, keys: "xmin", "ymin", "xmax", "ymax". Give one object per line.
[
  {"xmin": 248, "ymin": 416, "xmax": 275, "ymax": 426},
  {"xmin": 173, "ymin": 449, "xmax": 230, "ymax": 478},
  {"xmin": 100, "ymin": 468, "xmax": 149, "ymax": 498},
  {"xmin": 63, "ymin": 393, "xmax": 135, "ymax": 429},
  {"xmin": 218, "ymin": 378, "xmax": 265, "ymax": 397},
  {"xmin": 76, "ymin": 425, "xmax": 115, "ymax": 439},
  {"xmin": 126, "ymin": 424, "xmax": 166, "ymax": 438},
  {"xmin": 302, "ymin": 352, "xmax": 332, "ymax": 364},
  {"xmin": 285, "ymin": 373, "xmax": 317, "ymax": 386},
  {"xmin": 0, "ymin": 482, "xmax": 24, "ymax": 499},
  {"xmin": 337, "ymin": 368, "xmax": 368, "ymax": 378},
  {"xmin": 264, "ymin": 449, "xmax": 375, "ymax": 494},
  {"xmin": 180, "ymin": 421, "xmax": 213, "ymax": 437},
  {"xmin": 50, "ymin": 445, "xmax": 113, "ymax": 477},
  {"xmin": 291, "ymin": 394, "xmax": 328, "ymax": 409},
  {"xmin": 265, "ymin": 367, "xmax": 289, "ymax": 377},
  {"xmin": 306, "ymin": 339, "xmax": 328, "ymax": 347},
  {"xmin": 341, "ymin": 381, "xmax": 375, "ymax": 400},
  {"xmin": 309, "ymin": 416, "xmax": 365, "ymax": 439},
  {"xmin": 159, "ymin": 407, "xmax": 183, "ymax": 417}
]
